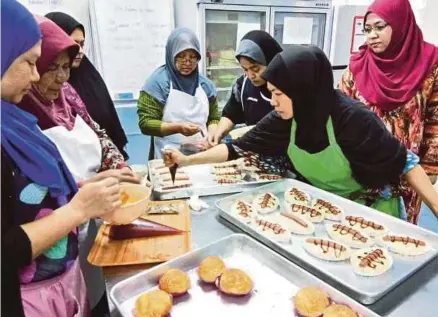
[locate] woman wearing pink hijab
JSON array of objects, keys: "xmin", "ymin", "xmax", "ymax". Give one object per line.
[{"xmin": 340, "ymin": 0, "xmax": 438, "ymax": 224}]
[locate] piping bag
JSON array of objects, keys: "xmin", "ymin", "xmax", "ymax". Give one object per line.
[{"xmin": 163, "ymin": 145, "xmax": 178, "ymax": 185}]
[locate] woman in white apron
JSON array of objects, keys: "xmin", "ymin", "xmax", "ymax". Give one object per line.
[
  {"xmin": 18, "ymin": 18, "xmax": 139, "ymax": 315},
  {"xmin": 1, "ymin": 2, "xmax": 122, "ymax": 317},
  {"xmin": 138, "ymin": 28, "xmax": 221, "ymax": 159}
]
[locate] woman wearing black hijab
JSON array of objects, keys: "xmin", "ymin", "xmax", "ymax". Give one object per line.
[
  {"xmin": 45, "ymin": 11, "xmax": 129, "ymax": 160},
  {"xmin": 164, "ymin": 45, "xmax": 438, "ymax": 220},
  {"xmin": 209, "ymin": 30, "xmax": 282, "ymax": 145}
]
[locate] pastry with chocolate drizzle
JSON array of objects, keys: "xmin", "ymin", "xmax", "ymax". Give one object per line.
[
  {"xmin": 284, "ymin": 187, "xmax": 311, "ymax": 205},
  {"xmin": 285, "ymin": 203, "xmax": 325, "ymax": 223},
  {"xmin": 303, "ymin": 238, "xmax": 351, "ymax": 261},
  {"xmin": 230, "ymin": 200, "xmax": 255, "ymax": 223},
  {"xmin": 378, "ymin": 234, "xmax": 430, "ymax": 256},
  {"xmin": 312, "ymin": 199, "xmax": 344, "ymax": 221},
  {"xmin": 252, "ymin": 217, "xmax": 290, "ymax": 243},
  {"xmin": 252, "ymin": 192, "xmax": 279, "ymax": 214},
  {"xmin": 326, "ymin": 223, "xmax": 374, "ymax": 249},
  {"xmin": 343, "ymin": 216, "xmax": 388, "ymax": 237},
  {"xmin": 351, "ymin": 248, "xmax": 393, "ymax": 276}
]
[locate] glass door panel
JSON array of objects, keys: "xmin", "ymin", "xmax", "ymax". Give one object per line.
[
  {"xmin": 271, "ymin": 10, "xmax": 326, "ymax": 50},
  {"xmin": 204, "ymin": 9, "xmax": 268, "ymax": 110}
]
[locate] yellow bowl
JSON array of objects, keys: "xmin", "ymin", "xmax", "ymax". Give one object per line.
[{"xmin": 101, "ymin": 183, "xmax": 152, "ymax": 225}]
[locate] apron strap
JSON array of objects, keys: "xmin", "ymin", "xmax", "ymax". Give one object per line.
[{"xmin": 241, "ymin": 76, "xmax": 248, "ymax": 112}]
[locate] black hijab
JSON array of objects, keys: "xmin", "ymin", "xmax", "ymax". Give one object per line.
[
  {"xmin": 235, "ymin": 30, "xmax": 283, "ymax": 65},
  {"xmin": 45, "ymin": 12, "xmax": 129, "ymax": 159},
  {"xmin": 261, "ymin": 45, "xmax": 336, "ymax": 153},
  {"xmin": 233, "ymin": 45, "xmax": 407, "ymax": 189}
]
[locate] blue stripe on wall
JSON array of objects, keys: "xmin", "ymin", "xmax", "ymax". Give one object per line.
[{"xmin": 116, "ymin": 104, "xmax": 150, "ymax": 164}]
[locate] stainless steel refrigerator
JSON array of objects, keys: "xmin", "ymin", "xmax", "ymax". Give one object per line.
[{"xmin": 197, "ymin": 0, "xmax": 333, "ymax": 109}]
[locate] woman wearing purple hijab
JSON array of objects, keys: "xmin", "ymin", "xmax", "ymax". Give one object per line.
[{"xmin": 1, "ymin": 1, "xmax": 122, "ymax": 316}]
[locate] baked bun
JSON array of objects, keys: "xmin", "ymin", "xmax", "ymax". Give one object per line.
[
  {"xmin": 198, "ymin": 256, "xmax": 226, "ymax": 283},
  {"xmin": 294, "ymin": 286, "xmax": 330, "ymax": 317},
  {"xmin": 158, "ymin": 268, "xmax": 191, "ymax": 296},
  {"xmin": 134, "ymin": 290, "xmax": 172, "ymax": 317},
  {"xmin": 218, "ymin": 268, "xmax": 253, "ymax": 296}
]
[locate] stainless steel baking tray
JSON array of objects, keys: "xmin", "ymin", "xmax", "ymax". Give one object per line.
[
  {"xmin": 110, "ymin": 234, "xmax": 380, "ymax": 317},
  {"xmin": 216, "ymin": 179, "xmax": 438, "ymax": 305},
  {"xmin": 148, "ymin": 159, "xmax": 280, "ymax": 200}
]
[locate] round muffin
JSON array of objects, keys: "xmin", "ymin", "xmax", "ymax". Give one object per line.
[
  {"xmin": 198, "ymin": 256, "xmax": 226, "ymax": 283},
  {"xmin": 323, "ymin": 304, "xmax": 357, "ymax": 317},
  {"xmin": 218, "ymin": 268, "xmax": 253, "ymax": 296},
  {"xmin": 158, "ymin": 268, "xmax": 191, "ymax": 296},
  {"xmin": 134, "ymin": 290, "xmax": 172, "ymax": 317},
  {"xmin": 294, "ymin": 286, "xmax": 330, "ymax": 317}
]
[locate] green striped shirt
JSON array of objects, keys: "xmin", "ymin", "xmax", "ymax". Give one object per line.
[{"xmin": 137, "ymin": 91, "xmax": 220, "ymax": 136}]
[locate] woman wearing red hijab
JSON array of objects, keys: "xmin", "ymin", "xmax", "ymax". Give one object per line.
[{"xmin": 340, "ymin": 0, "xmax": 438, "ymax": 224}]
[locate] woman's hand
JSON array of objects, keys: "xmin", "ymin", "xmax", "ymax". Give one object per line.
[
  {"xmin": 69, "ymin": 177, "xmax": 122, "ymax": 220},
  {"xmin": 404, "ymin": 165, "xmax": 438, "ymax": 220},
  {"xmin": 207, "ymin": 124, "xmax": 218, "ymax": 145},
  {"xmin": 162, "ymin": 148, "xmax": 189, "ymax": 167},
  {"xmin": 179, "ymin": 123, "xmax": 200, "ymax": 136},
  {"xmin": 78, "ymin": 167, "xmax": 140, "ymax": 187}
]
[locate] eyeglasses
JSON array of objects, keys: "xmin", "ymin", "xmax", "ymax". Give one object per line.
[
  {"xmin": 175, "ymin": 56, "xmax": 199, "ymax": 64},
  {"xmin": 362, "ymin": 23, "xmax": 389, "ymax": 35}
]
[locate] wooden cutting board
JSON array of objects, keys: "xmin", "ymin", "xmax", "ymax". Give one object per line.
[{"xmin": 88, "ymin": 200, "xmax": 191, "ymax": 267}]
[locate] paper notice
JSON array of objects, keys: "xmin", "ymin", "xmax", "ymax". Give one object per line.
[
  {"xmin": 236, "ymin": 22, "xmax": 261, "ymax": 50},
  {"xmin": 351, "ymin": 16, "xmax": 366, "ymax": 53},
  {"xmin": 282, "ymin": 16, "xmax": 314, "ymax": 45}
]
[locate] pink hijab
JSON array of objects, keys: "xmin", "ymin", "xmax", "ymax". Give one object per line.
[
  {"xmin": 350, "ymin": 0, "xmax": 438, "ymax": 111},
  {"xmin": 19, "ymin": 17, "xmax": 81, "ymax": 130}
]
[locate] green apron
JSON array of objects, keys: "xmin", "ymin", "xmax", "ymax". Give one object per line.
[{"xmin": 287, "ymin": 117, "xmax": 400, "ymax": 218}]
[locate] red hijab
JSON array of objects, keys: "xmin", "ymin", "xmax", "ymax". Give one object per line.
[
  {"xmin": 19, "ymin": 17, "xmax": 80, "ymax": 130},
  {"xmin": 349, "ymin": 0, "xmax": 438, "ymax": 111}
]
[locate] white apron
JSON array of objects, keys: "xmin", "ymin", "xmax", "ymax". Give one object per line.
[
  {"xmin": 154, "ymin": 83, "xmax": 209, "ymax": 159},
  {"xmin": 42, "ymin": 115, "xmax": 105, "ymax": 310},
  {"xmin": 43, "ymin": 115, "xmax": 102, "ymax": 182}
]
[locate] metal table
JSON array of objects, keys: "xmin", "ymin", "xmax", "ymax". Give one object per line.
[{"xmin": 104, "ymin": 194, "xmax": 438, "ymax": 317}]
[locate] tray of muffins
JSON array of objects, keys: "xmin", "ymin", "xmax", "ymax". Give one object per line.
[
  {"xmin": 147, "ymin": 156, "xmax": 284, "ymax": 200},
  {"xmin": 216, "ymin": 179, "xmax": 438, "ymax": 305},
  {"xmin": 110, "ymin": 234, "xmax": 379, "ymax": 317}
]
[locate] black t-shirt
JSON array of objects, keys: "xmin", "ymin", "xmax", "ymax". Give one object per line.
[{"xmin": 222, "ymin": 75, "xmax": 273, "ymax": 126}]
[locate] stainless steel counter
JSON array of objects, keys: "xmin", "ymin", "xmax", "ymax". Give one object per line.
[{"xmin": 104, "ymin": 194, "xmax": 438, "ymax": 317}]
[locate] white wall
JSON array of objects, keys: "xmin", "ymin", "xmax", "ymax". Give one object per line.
[
  {"xmin": 416, "ymin": 0, "xmax": 438, "ymax": 45},
  {"xmin": 333, "ymin": 0, "xmax": 437, "ymax": 45},
  {"xmin": 174, "ymin": 0, "xmax": 199, "ymax": 33}
]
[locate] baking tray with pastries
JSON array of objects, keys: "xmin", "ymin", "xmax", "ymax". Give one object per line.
[
  {"xmin": 147, "ymin": 156, "xmax": 284, "ymax": 200},
  {"xmin": 216, "ymin": 179, "xmax": 438, "ymax": 305},
  {"xmin": 110, "ymin": 234, "xmax": 379, "ymax": 317}
]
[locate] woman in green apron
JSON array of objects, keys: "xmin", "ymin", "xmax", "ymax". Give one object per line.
[{"xmin": 163, "ymin": 45, "xmax": 438, "ymax": 220}]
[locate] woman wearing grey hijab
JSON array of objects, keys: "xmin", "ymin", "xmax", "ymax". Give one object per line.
[
  {"xmin": 139, "ymin": 28, "xmax": 220, "ymax": 159},
  {"xmin": 209, "ymin": 30, "xmax": 282, "ymax": 145}
]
